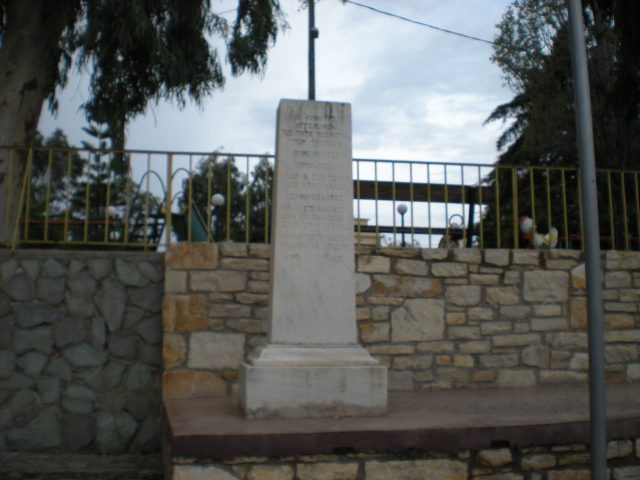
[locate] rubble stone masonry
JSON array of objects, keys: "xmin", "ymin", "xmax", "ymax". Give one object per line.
[{"xmin": 163, "ymin": 244, "xmax": 640, "ymax": 397}]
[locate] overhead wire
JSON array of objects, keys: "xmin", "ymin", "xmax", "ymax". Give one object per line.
[{"xmin": 342, "ymin": 0, "xmax": 495, "ymax": 45}]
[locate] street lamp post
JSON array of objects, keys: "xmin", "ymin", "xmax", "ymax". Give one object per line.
[{"xmin": 397, "ymin": 204, "xmax": 408, "ymax": 247}]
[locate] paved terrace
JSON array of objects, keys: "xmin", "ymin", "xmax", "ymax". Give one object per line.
[{"xmin": 166, "ymin": 384, "xmax": 640, "ymax": 460}]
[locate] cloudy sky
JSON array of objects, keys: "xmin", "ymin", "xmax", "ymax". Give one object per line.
[{"xmin": 39, "ymin": 0, "xmax": 515, "ymax": 165}]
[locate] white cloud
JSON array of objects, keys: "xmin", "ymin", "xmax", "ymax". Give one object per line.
[{"xmin": 39, "ymin": 0, "xmax": 515, "ymax": 166}]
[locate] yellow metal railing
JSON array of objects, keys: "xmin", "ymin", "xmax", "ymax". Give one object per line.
[{"xmin": 3, "ymin": 146, "xmax": 640, "ymax": 251}]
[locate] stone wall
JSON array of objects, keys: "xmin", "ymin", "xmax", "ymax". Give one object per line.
[
  {"xmin": 163, "ymin": 243, "xmax": 640, "ymax": 397},
  {"xmin": 0, "ymin": 250, "xmax": 164, "ymax": 454},
  {"xmin": 172, "ymin": 439, "xmax": 640, "ymax": 480}
]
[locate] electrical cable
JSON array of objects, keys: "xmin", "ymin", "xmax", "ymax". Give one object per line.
[{"xmin": 343, "ymin": 0, "xmax": 495, "ymax": 45}]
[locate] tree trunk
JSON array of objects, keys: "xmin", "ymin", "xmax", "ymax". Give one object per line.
[{"xmin": 0, "ymin": 0, "xmax": 74, "ymax": 244}]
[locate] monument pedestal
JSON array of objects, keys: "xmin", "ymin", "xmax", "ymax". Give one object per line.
[
  {"xmin": 240, "ymin": 100, "xmax": 387, "ymax": 419},
  {"xmin": 240, "ymin": 345, "xmax": 387, "ymax": 419}
]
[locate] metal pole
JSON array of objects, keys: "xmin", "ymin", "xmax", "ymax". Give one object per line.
[
  {"xmin": 566, "ymin": 1, "xmax": 607, "ymax": 478},
  {"xmin": 308, "ymin": 0, "xmax": 317, "ymax": 100},
  {"xmin": 401, "ymin": 214, "xmax": 406, "ymax": 247}
]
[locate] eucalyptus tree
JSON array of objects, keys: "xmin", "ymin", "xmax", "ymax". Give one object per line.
[{"xmin": 0, "ymin": 0, "xmax": 284, "ymax": 242}]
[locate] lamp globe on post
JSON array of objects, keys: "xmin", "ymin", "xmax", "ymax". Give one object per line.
[
  {"xmin": 211, "ymin": 193, "xmax": 225, "ymax": 241},
  {"xmin": 397, "ymin": 204, "xmax": 408, "ymax": 247}
]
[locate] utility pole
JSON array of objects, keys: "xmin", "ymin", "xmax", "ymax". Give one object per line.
[
  {"xmin": 308, "ymin": 0, "xmax": 318, "ymax": 100},
  {"xmin": 566, "ymin": 1, "xmax": 607, "ymax": 478}
]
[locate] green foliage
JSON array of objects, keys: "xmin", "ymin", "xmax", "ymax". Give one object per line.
[
  {"xmin": 482, "ymin": 0, "xmax": 640, "ymax": 249},
  {"xmin": 181, "ymin": 154, "xmax": 273, "ymax": 243},
  {"xmin": 1, "ymin": 0, "xmax": 285, "ymax": 140}
]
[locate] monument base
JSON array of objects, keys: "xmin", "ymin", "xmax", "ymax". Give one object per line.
[{"xmin": 240, "ymin": 345, "xmax": 387, "ymax": 419}]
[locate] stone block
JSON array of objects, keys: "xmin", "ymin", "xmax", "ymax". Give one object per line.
[
  {"xmin": 521, "ymin": 454, "xmax": 556, "ymax": 470},
  {"xmin": 394, "ymin": 258, "xmax": 428, "ymax": 276},
  {"xmin": 570, "ymin": 297, "xmax": 587, "ymax": 329},
  {"xmin": 496, "ymin": 369, "xmax": 536, "ymax": 387},
  {"xmin": 522, "ymin": 345, "xmax": 550, "ymax": 368},
  {"xmin": 372, "ymin": 275, "xmax": 442, "ymax": 297},
  {"xmin": 449, "ymin": 326, "xmax": 481, "ymax": 340},
  {"xmin": 391, "ymin": 299, "xmax": 445, "ymax": 342},
  {"xmin": 227, "ymin": 319, "xmax": 267, "ymax": 334},
  {"xmin": 481, "ymin": 321, "xmax": 512, "ymax": 335},
  {"xmin": 606, "ymin": 271, "xmax": 632, "ymax": 288},
  {"xmin": 493, "ymin": 334, "xmax": 541, "ymax": 347},
  {"xmin": 95, "ymin": 278, "xmax": 127, "ymax": 332},
  {"xmin": 174, "ymin": 465, "xmax": 237, "ymax": 480},
  {"xmin": 165, "ymin": 243, "xmax": 218, "ymax": 270},
  {"xmin": 627, "ymin": 363, "xmax": 640, "ymax": 381},
  {"xmin": 459, "ymin": 341, "xmax": 491, "ymax": 354},
  {"xmin": 471, "ymin": 370, "xmax": 496, "ymax": 383},
  {"xmin": 359, "ymin": 322, "xmax": 390, "ymax": 343},
  {"xmin": 524, "ymin": 270, "xmax": 569, "ymax": 302},
  {"xmin": 606, "ymin": 314, "xmax": 635, "ymax": 329},
  {"xmin": 416, "ymin": 341, "xmax": 454, "ymax": 354},
  {"xmin": 13, "ymin": 303, "xmax": 62, "ymax": 328},
  {"xmin": 220, "ymin": 257, "xmax": 269, "ymax": 271},
  {"xmin": 240, "ymin": 346, "xmax": 387, "ymax": 418},
  {"xmin": 249, "ymin": 243, "xmax": 272, "ymax": 258},
  {"xmin": 87, "ymin": 258, "xmax": 112, "ymax": 280},
  {"xmin": 431, "ymin": 262, "xmax": 467, "ymax": 277},
  {"xmin": 53, "ymin": 318, "xmax": 88, "ymax": 348},
  {"xmin": 43, "ymin": 258, "xmax": 66, "ymax": 277},
  {"xmin": 606, "ymin": 344, "xmax": 638, "ymax": 363},
  {"xmin": 114, "ymin": 260, "xmax": 149, "ymax": 287},
  {"xmin": 36, "ymin": 276, "xmax": 66, "ymax": 306},
  {"xmin": 165, "ymin": 270, "xmax": 187, "ymax": 294},
  {"xmin": 4, "ymin": 273, "xmax": 33, "ymax": 301},
  {"xmin": 209, "ymin": 303, "xmax": 252, "ymax": 318},
  {"xmin": 500, "ymin": 305, "xmax": 531, "ymax": 319},
  {"xmin": 484, "ymin": 249, "xmax": 511, "ymax": 266},
  {"xmin": 188, "ymin": 332, "xmax": 245, "ymax": 369},
  {"xmin": 512, "ymin": 250, "xmax": 539, "ymax": 265},
  {"xmin": 124, "ymin": 363, "xmax": 158, "ymax": 392},
  {"xmin": 486, "ymin": 286, "xmax": 520, "ymax": 305},
  {"xmin": 445, "ymin": 285, "xmax": 481, "ymax": 306},
  {"xmin": 548, "ymin": 332, "xmax": 588, "ymax": 349},
  {"xmin": 534, "ymin": 304, "xmax": 562, "ymax": 316},
  {"xmin": 470, "ymin": 273, "xmax": 500, "ymax": 285},
  {"xmin": 108, "ymin": 331, "xmax": 138, "ymax": 360},
  {"xmin": 163, "ymin": 370, "xmax": 227, "ymax": 399},
  {"xmin": 468, "ymin": 307, "xmax": 493, "ymax": 321},
  {"xmin": 248, "ymin": 280, "xmax": 270, "ymax": 294},
  {"xmin": 365, "ymin": 459, "xmax": 467, "ymax": 480},
  {"xmin": 297, "ymin": 462, "xmax": 358, "ymax": 480},
  {"xmin": 422, "ymin": 249, "xmax": 449, "ymax": 260},
  {"xmin": 355, "ymin": 273, "xmax": 371, "ymax": 294},
  {"xmin": 163, "ymin": 295, "xmax": 207, "ymax": 332},
  {"xmin": 453, "ymin": 249, "xmax": 481, "ymax": 264},
  {"xmin": 14, "ymin": 326, "xmax": 53, "ymax": 355},
  {"xmin": 614, "ymin": 466, "xmax": 640, "ymax": 480},
  {"xmin": 236, "ymin": 293, "xmax": 269, "ymax": 305},
  {"xmin": 480, "ymin": 353, "xmax": 518, "ymax": 368},
  {"xmin": 540, "ymin": 370, "xmax": 588, "ymax": 384},
  {"xmin": 477, "ymin": 448, "xmax": 513, "ymax": 466},
  {"xmin": 358, "ymin": 255, "xmax": 390, "ymax": 273},
  {"xmin": 547, "ymin": 470, "xmax": 590, "ymax": 480},
  {"xmin": 6, "ymin": 407, "xmax": 61, "ymax": 450},
  {"xmin": 61, "ymin": 413, "xmax": 95, "ymax": 451},
  {"xmin": 454, "ymin": 354, "xmax": 474, "ymax": 367},
  {"xmin": 447, "ymin": 312, "xmax": 467, "ymax": 325},
  {"xmin": 190, "ymin": 270, "xmax": 246, "ymax": 292},
  {"xmin": 393, "ymin": 355, "xmax": 434, "ymax": 370},
  {"xmin": 607, "ymin": 439, "xmax": 632, "ymax": 459},
  {"xmin": 129, "ymin": 285, "xmax": 163, "ymax": 312},
  {"xmin": 219, "ymin": 242, "xmax": 248, "ymax": 257},
  {"xmin": 571, "ymin": 263, "xmax": 586, "ymax": 289},
  {"xmin": 62, "ymin": 343, "xmax": 107, "ymax": 368},
  {"xmin": 17, "ymin": 351, "xmax": 48, "ymax": 377},
  {"xmin": 531, "ymin": 317, "xmax": 569, "ymax": 331}
]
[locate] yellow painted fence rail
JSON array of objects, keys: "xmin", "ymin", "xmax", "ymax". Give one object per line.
[{"xmin": 2, "ymin": 146, "xmax": 639, "ymax": 251}]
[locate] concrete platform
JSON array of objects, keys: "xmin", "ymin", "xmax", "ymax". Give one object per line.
[{"xmin": 165, "ymin": 384, "xmax": 640, "ymax": 460}]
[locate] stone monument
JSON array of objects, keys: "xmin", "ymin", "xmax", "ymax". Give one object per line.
[{"xmin": 240, "ymin": 100, "xmax": 387, "ymax": 419}]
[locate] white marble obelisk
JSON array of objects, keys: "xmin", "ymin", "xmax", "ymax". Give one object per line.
[{"xmin": 240, "ymin": 100, "xmax": 387, "ymax": 419}]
